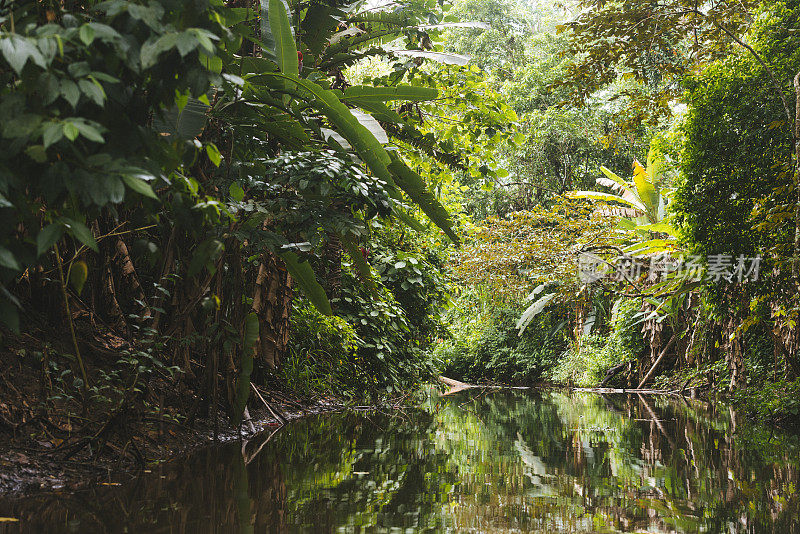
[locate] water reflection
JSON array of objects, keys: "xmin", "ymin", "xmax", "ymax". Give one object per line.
[{"xmin": 2, "ymin": 390, "xmax": 799, "ymax": 533}]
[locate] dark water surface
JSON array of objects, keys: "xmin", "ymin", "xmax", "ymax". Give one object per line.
[{"xmin": 2, "ymin": 390, "xmax": 799, "ymax": 533}]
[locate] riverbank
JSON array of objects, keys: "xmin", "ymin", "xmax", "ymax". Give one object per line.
[
  {"xmin": 0, "ymin": 384, "xmax": 354, "ymax": 497},
  {"xmin": 0, "ymin": 326, "xmax": 375, "ymax": 497}
]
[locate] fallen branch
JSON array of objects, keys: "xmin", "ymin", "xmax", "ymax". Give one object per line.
[{"xmin": 638, "ymin": 333, "xmax": 678, "ymax": 389}]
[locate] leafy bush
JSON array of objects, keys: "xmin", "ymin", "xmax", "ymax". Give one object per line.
[
  {"xmin": 283, "ymin": 299, "xmax": 359, "ymax": 398},
  {"xmin": 440, "ymin": 304, "xmax": 568, "ymax": 384},
  {"xmin": 731, "ymin": 379, "xmax": 800, "ymax": 430},
  {"xmin": 551, "ymin": 335, "xmax": 618, "ymax": 387},
  {"xmin": 551, "ymin": 297, "xmax": 644, "ymax": 387}
]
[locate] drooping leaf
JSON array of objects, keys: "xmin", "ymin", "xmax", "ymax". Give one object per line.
[
  {"xmin": 279, "ymin": 251, "xmax": 331, "ymax": 315},
  {"xmin": 268, "ymin": 0, "xmax": 298, "ymax": 75},
  {"xmin": 36, "ymin": 223, "xmax": 65, "ymax": 257},
  {"xmin": 598, "ymin": 166, "xmax": 632, "ymax": 193},
  {"xmin": 122, "ymin": 174, "xmax": 159, "ymax": 199},
  {"xmin": 321, "ymin": 128, "xmax": 352, "ymax": 150},
  {"xmin": 516, "ymin": 292, "xmax": 557, "ymax": 335},
  {"xmin": 387, "ymin": 154, "xmax": 459, "ymax": 244},
  {"xmin": 60, "ymin": 218, "xmax": 98, "ymax": 252},
  {"xmin": 69, "ymin": 260, "xmax": 89, "ymax": 295},
  {"xmin": 350, "ymin": 109, "xmax": 389, "ymax": 144}
]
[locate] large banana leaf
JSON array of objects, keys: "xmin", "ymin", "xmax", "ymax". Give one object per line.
[
  {"xmin": 516, "ymin": 291, "xmax": 557, "ymax": 335},
  {"xmin": 350, "ymin": 109, "xmax": 389, "ymax": 144},
  {"xmin": 341, "ymin": 85, "xmax": 438, "ymax": 102},
  {"xmin": 280, "ymin": 251, "xmax": 332, "ymax": 315},
  {"xmin": 347, "ymin": 99, "xmax": 404, "ymax": 123},
  {"xmin": 387, "ymin": 154, "xmax": 459, "ymax": 244},
  {"xmin": 266, "ymin": 0, "xmax": 298, "ymax": 75},
  {"xmin": 632, "ymin": 160, "xmax": 658, "ymax": 220},
  {"xmin": 567, "ymin": 190, "xmax": 648, "ymax": 213},
  {"xmin": 250, "ymin": 73, "xmax": 458, "ymax": 246},
  {"xmin": 393, "ymin": 50, "xmax": 471, "ymax": 65},
  {"xmin": 598, "ymin": 166, "xmax": 631, "ymax": 194}
]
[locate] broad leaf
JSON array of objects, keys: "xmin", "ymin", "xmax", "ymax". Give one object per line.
[
  {"xmin": 268, "ymin": 0, "xmax": 298, "ymax": 75},
  {"xmin": 69, "ymin": 260, "xmax": 88, "ymax": 295},
  {"xmin": 37, "ymin": 223, "xmax": 65, "ymax": 256},
  {"xmin": 567, "ymin": 190, "xmax": 648, "ymax": 213},
  {"xmin": 393, "ymin": 50, "xmax": 471, "ymax": 65},
  {"xmin": 279, "ymin": 251, "xmax": 332, "ymax": 315},
  {"xmin": 122, "ymin": 174, "xmax": 159, "ymax": 199},
  {"xmin": 387, "ymin": 155, "xmax": 459, "ymax": 244},
  {"xmin": 350, "ymin": 109, "xmax": 389, "ymax": 144},
  {"xmin": 516, "ymin": 292, "xmax": 557, "ymax": 335},
  {"xmin": 599, "ymin": 166, "xmax": 632, "ymax": 194},
  {"xmin": 342, "ymin": 85, "xmax": 438, "ymax": 102},
  {"xmin": 60, "ymin": 218, "xmax": 98, "ymax": 252},
  {"xmin": 632, "ymin": 160, "xmax": 658, "ymax": 217}
]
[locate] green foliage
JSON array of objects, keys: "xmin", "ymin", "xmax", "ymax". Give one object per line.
[
  {"xmin": 439, "ymin": 301, "xmax": 567, "ymax": 384},
  {"xmin": 283, "ymin": 299, "xmax": 360, "ymax": 398},
  {"xmin": 559, "ymin": 0, "xmax": 757, "ymax": 119},
  {"xmin": 551, "ymin": 298, "xmax": 644, "ymax": 387},
  {"xmin": 552, "ymin": 335, "xmax": 619, "ymax": 387},
  {"xmin": 334, "ymin": 257, "xmax": 437, "ymax": 392},
  {"xmin": 731, "ymin": 379, "xmax": 800, "ymax": 430}
]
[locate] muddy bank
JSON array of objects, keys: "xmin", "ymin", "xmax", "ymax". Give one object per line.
[{"xmin": 0, "ymin": 390, "xmax": 353, "ymax": 497}]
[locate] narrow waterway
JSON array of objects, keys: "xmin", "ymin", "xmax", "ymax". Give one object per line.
[{"xmin": 2, "ymin": 390, "xmax": 799, "ymax": 533}]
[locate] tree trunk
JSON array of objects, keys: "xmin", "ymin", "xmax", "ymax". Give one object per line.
[
  {"xmin": 250, "ymin": 253, "xmax": 293, "ymax": 369},
  {"xmin": 322, "ymin": 233, "xmax": 342, "ymax": 303},
  {"xmin": 727, "ymin": 318, "xmax": 746, "ymax": 390},
  {"xmin": 793, "ymin": 72, "xmax": 800, "ymax": 281},
  {"xmin": 112, "ymin": 236, "xmax": 151, "ymax": 321}
]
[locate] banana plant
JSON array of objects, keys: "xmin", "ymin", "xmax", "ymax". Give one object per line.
[
  {"xmin": 229, "ymin": 0, "xmax": 469, "ymax": 313},
  {"xmin": 518, "ymin": 152, "xmax": 680, "ymax": 334},
  {"xmin": 568, "ymin": 150, "xmax": 680, "ymax": 256}
]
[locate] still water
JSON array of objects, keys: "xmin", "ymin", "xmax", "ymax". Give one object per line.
[{"xmin": 2, "ymin": 390, "xmax": 799, "ymax": 533}]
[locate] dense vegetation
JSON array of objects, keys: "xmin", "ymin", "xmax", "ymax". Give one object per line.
[{"xmin": 1, "ymin": 0, "xmax": 799, "ymax": 459}]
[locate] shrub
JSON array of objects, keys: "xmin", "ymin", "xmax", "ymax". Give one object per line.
[
  {"xmin": 440, "ymin": 304, "xmax": 568, "ymax": 385},
  {"xmin": 551, "ymin": 297, "xmax": 645, "ymax": 387},
  {"xmin": 282, "ymin": 299, "xmax": 360, "ymax": 398}
]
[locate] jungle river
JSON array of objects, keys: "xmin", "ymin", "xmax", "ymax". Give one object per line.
[{"xmin": 1, "ymin": 389, "xmax": 799, "ymax": 533}]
